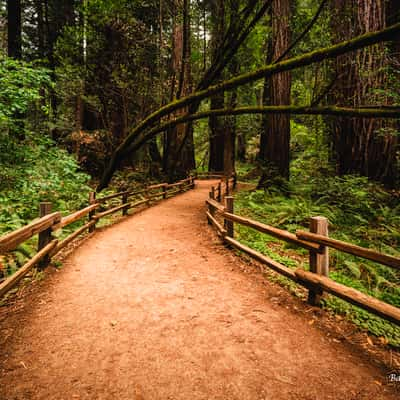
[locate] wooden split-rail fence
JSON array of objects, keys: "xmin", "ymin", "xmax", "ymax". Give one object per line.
[
  {"xmin": 0, "ymin": 177, "xmax": 195, "ymax": 298},
  {"xmin": 205, "ymin": 174, "xmax": 400, "ymax": 327}
]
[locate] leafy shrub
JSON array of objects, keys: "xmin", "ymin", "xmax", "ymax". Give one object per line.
[
  {"xmin": 0, "ymin": 133, "xmax": 91, "ymax": 276},
  {"xmin": 0, "ymin": 58, "xmax": 51, "ymax": 133}
]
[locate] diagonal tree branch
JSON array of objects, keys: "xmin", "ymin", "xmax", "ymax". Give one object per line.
[
  {"xmin": 97, "ymin": 22, "xmax": 400, "ymax": 191},
  {"xmin": 121, "ymin": 105, "xmax": 400, "ymax": 158},
  {"xmin": 275, "ymin": 0, "xmax": 329, "ymax": 63}
]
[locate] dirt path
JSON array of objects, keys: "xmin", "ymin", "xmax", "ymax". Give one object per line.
[{"xmin": 0, "ymin": 181, "xmax": 397, "ymax": 400}]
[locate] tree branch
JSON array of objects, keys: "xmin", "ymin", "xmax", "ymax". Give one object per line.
[
  {"xmin": 275, "ymin": 0, "xmax": 328, "ymax": 63},
  {"xmin": 121, "ymin": 105, "xmax": 400, "ymax": 158},
  {"xmin": 97, "ymin": 22, "xmax": 400, "ymax": 191}
]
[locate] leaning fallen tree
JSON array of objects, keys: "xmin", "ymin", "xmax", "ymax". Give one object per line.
[
  {"xmin": 119, "ymin": 105, "xmax": 400, "ymax": 158},
  {"xmin": 97, "ymin": 22, "xmax": 400, "ymax": 191}
]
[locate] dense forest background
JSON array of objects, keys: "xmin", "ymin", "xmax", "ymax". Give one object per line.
[{"xmin": 0, "ymin": 1, "xmax": 399, "ymax": 344}]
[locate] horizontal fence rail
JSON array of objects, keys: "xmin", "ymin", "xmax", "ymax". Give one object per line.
[
  {"xmin": 0, "ymin": 176, "xmax": 196, "ymax": 298},
  {"xmin": 0, "ymin": 212, "xmax": 61, "ymax": 254},
  {"xmin": 296, "ymin": 230, "xmax": 400, "ymax": 270},
  {"xmin": 0, "ymin": 240, "xmax": 58, "ymax": 298},
  {"xmin": 205, "ymin": 175, "xmax": 400, "ymax": 327}
]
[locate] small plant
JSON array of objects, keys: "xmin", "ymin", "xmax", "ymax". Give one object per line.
[{"xmin": 53, "ymin": 260, "xmax": 63, "ymax": 269}]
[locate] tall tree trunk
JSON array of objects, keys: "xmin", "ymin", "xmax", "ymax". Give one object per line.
[
  {"xmin": 7, "ymin": 0, "xmax": 22, "ymax": 58},
  {"xmin": 164, "ymin": 0, "xmax": 195, "ymax": 180},
  {"xmin": 237, "ymin": 133, "xmax": 247, "ymax": 162},
  {"xmin": 223, "ymin": 3, "xmax": 240, "ymax": 176},
  {"xmin": 208, "ymin": 0, "xmax": 225, "ymax": 172},
  {"xmin": 224, "ymin": 85, "xmax": 237, "ymax": 175},
  {"xmin": 330, "ymin": 0, "xmax": 399, "ymax": 187},
  {"xmin": 35, "ymin": 0, "xmax": 46, "ymax": 58},
  {"xmin": 7, "ymin": 0, "xmax": 24, "ymax": 139},
  {"xmin": 258, "ymin": 0, "xmax": 292, "ymax": 188}
]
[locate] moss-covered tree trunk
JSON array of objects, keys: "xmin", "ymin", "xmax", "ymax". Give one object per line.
[
  {"xmin": 258, "ymin": 0, "xmax": 292, "ymax": 187},
  {"xmin": 330, "ymin": 0, "xmax": 399, "ymax": 187}
]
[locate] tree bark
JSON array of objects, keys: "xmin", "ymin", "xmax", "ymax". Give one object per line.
[
  {"xmin": 208, "ymin": 0, "xmax": 225, "ymax": 172},
  {"xmin": 237, "ymin": 132, "xmax": 247, "ymax": 162},
  {"xmin": 258, "ymin": 0, "xmax": 292, "ymax": 187},
  {"xmin": 330, "ymin": 0, "xmax": 399, "ymax": 186},
  {"xmin": 163, "ymin": 0, "xmax": 195, "ymax": 180},
  {"xmin": 223, "ymin": 3, "xmax": 240, "ymax": 176}
]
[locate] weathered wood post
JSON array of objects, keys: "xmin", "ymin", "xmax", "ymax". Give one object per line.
[
  {"xmin": 224, "ymin": 196, "xmax": 234, "ymax": 238},
  {"xmin": 162, "ymin": 184, "xmax": 167, "ymax": 199},
  {"xmin": 308, "ymin": 216, "xmax": 329, "ymax": 306},
  {"xmin": 210, "ymin": 186, "xmax": 215, "ymax": 200},
  {"xmin": 88, "ymin": 192, "xmax": 96, "ymax": 233},
  {"xmin": 38, "ymin": 202, "xmax": 52, "ymax": 269},
  {"xmin": 225, "ymin": 177, "xmax": 230, "ymax": 196},
  {"xmin": 208, "ymin": 187, "xmax": 217, "ymax": 224},
  {"xmin": 122, "ymin": 192, "xmax": 129, "ymax": 216},
  {"xmin": 217, "ymin": 182, "xmax": 222, "ymax": 202},
  {"xmin": 207, "ymin": 197, "xmax": 212, "ymax": 225}
]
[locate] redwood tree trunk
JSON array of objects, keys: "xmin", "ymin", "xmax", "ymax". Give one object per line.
[
  {"xmin": 330, "ymin": 0, "xmax": 399, "ymax": 186},
  {"xmin": 258, "ymin": 0, "xmax": 292, "ymax": 187},
  {"xmin": 208, "ymin": 0, "xmax": 225, "ymax": 172},
  {"xmin": 223, "ymin": 3, "xmax": 240, "ymax": 176},
  {"xmin": 164, "ymin": 0, "xmax": 195, "ymax": 180},
  {"xmin": 224, "ymin": 58, "xmax": 238, "ymax": 175}
]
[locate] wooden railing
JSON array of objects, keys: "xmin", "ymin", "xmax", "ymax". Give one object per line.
[
  {"xmin": 0, "ymin": 176, "xmax": 195, "ymax": 298},
  {"xmin": 194, "ymin": 171, "xmax": 236, "ymax": 181},
  {"xmin": 205, "ymin": 176, "xmax": 400, "ymax": 327}
]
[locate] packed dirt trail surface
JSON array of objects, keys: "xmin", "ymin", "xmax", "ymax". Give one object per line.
[{"xmin": 0, "ymin": 181, "xmax": 397, "ymax": 400}]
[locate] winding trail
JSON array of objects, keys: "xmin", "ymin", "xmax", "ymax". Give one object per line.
[{"xmin": 0, "ymin": 181, "xmax": 397, "ymax": 399}]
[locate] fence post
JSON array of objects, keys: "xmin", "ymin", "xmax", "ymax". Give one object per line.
[
  {"xmin": 88, "ymin": 192, "xmax": 96, "ymax": 233},
  {"xmin": 225, "ymin": 177, "xmax": 230, "ymax": 196},
  {"xmin": 162, "ymin": 184, "xmax": 167, "ymax": 199},
  {"xmin": 208, "ymin": 188, "xmax": 217, "ymax": 223},
  {"xmin": 207, "ymin": 198, "xmax": 213, "ymax": 225},
  {"xmin": 308, "ymin": 216, "xmax": 329, "ymax": 306},
  {"xmin": 217, "ymin": 182, "xmax": 222, "ymax": 202},
  {"xmin": 224, "ymin": 196, "xmax": 234, "ymax": 238},
  {"xmin": 38, "ymin": 202, "xmax": 52, "ymax": 269},
  {"xmin": 122, "ymin": 193, "xmax": 129, "ymax": 216}
]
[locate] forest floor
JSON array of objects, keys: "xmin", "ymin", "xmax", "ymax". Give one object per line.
[{"xmin": 0, "ymin": 180, "xmax": 398, "ymax": 400}]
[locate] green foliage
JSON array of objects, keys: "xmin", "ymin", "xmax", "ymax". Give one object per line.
[
  {"xmin": 0, "ymin": 133, "xmax": 91, "ymax": 275},
  {"xmin": 54, "ymin": 0, "xmax": 160, "ymax": 138},
  {"xmin": 323, "ymin": 296, "xmax": 400, "ymax": 346},
  {"xmin": 0, "ymin": 58, "xmax": 52, "ymax": 133},
  {"xmin": 234, "ymin": 119, "xmax": 400, "ymax": 346},
  {"xmin": 0, "ymin": 133, "xmax": 91, "ymax": 225}
]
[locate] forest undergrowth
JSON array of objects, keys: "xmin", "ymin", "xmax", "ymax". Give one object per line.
[
  {"xmin": 233, "ymin": 121, "xmax": 400, "ymax": 347},
  {"xmin": 0, "ymin": 132, "xmax": 158, "ymax": 284}
]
